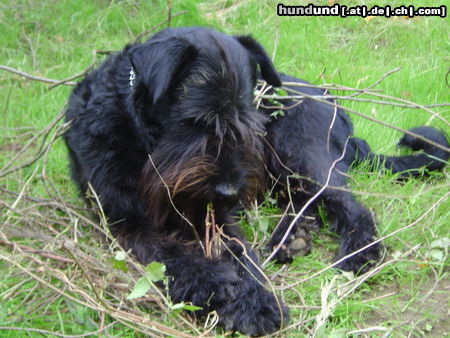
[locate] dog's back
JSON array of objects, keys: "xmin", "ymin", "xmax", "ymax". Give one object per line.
[{"xmin": 261, "ymin": 72, "xmax": 448, "ymax": 271}]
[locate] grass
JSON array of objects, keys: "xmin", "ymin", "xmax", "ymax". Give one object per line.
[{"xmin": 1, "ymin": 0, "xmax": 449, "ymax": 336}]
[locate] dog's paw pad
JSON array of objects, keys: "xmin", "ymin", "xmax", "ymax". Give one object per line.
[
  {"xmin": 286, "ymin": 217, "xmax": 319, "ymax": 257},
  {"xmin": 268, "ymin": 215, "xmax": 319, "ymax": 263},
  {"xmin": 288, "ymin": 227, "xmax": 311, "ymax": 256}
]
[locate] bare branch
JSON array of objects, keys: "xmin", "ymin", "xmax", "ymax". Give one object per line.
[{"xmin": 0, "ymin": 65, "xmax": 76, "ymax": 86}]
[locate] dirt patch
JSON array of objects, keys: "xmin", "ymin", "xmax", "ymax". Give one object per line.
[{"xmin": 363, "ymin": 273, "xmax": 449, "ymax": 336}]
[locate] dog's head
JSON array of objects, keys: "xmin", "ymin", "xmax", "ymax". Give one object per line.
[{"xmin": 126, "ymin": 27, "xmax": 280, "ymax": 227}]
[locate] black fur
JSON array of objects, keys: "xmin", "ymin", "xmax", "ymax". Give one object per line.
[
  {"xmin": 64, "ymin": 26, "xmax": 449, "ymax": 335},
  {"xmin": 64, "ymin": 27, "xmax": 287, "ymax": 336},
  {"xmin": 262, "ymin": 73, "xmax": 449, "ymax": 272},
  {"xmin": 357, "ymin": 126, "xmax": 450, "ymax": 176}
]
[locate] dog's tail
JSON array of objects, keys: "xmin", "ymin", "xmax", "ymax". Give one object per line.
[{"xmin": 349, "ymin": 126, "xmax": 449, "ymax": 177}]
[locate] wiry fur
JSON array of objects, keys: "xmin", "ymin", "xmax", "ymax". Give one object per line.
[
  {"xmin": 64, "ymin": 26, "xmax": 449, "ymax": 335},
  {"xmin": 64, "ymin": 27, "xmax": 287, "ymax": 336},
  {"xmin": 262, "ymin": 73, "xmax": 449, "ymax": 272}
]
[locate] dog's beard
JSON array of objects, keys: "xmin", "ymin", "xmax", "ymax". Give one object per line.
[{"xmin": 140, "ymin": 151, "xmax": 264, "ymax": 231}]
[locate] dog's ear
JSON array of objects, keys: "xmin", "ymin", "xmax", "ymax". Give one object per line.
[
  {"xmin": 125, "ymin": 37, "xmax": 198, "ymax": 104},
  {"xmin": 234, "ymin": 35, "xmax": 281, "ymax": 87}
]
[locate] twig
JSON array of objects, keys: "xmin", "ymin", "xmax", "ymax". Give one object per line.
[
  {"xmin": 0, "ymin": 252, "xmax": 193, "ymax": 337},
  {"xmin": 0, "ymin": 65, "xmax": 76, "ymax": 86},
  {"xmin": 277, "ymin": 66, "xmax": 450, "ymax": 127},
  {"xmin": 350, "ymin": 67, "xmax": 401, "ymax": 97},
  {"xmin": 316, "ymin": 70, "xmax": 450, "ymax": 126},
  {"xmin": 0, "ymin": 323, "xmax": 116, "ymax": 338},
  {"xmin": 267, "ymin": 89, "xmax": 450, "ymax": 153},
  {"xmin": 167, "ymin": 0, "xmax": 172, "ymax": 27},
  {"xmin": 327, "ymin": 101, "xmax": 338, "ymax": 152},
  {"xmin": 273, "ymin": 90, "xmax": 450, "ymax": 110},
  {"xmin": 0, "ymin": 110, "xmax": 67, "ymax": 177},
  {"xmin": 62, "ymin": 244, "xmax": 109, "ymax": 309},
  {"xmin": 134, "ymin": 10, "xmax": 188, "ymax": 43},
  {"xmin": 366, "ymin": 91, "xmax": 450, "ymax": 126},
  {"xmin": 48, "ymin": 49, "xmax": 114, "ymax": 89},
  {"xmin": 362, "ymin": 291, "xmax": 397, "ymax": 303},
  {"xmin": 346, "ymin": 326, "xmax": 390, "ymax": 335},
  {"xmin": 0, "ymin": 238, "xmax": 74, "ymax": 264},
  {"xmin": 263, "ymin": 80, "xmax": 382, "ymax": 93},
  {"xmin": 0, "ymin": 253, "xmax": 95, "ymax": 307}
]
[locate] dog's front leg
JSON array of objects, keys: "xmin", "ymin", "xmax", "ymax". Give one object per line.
[
  {"xmin": 217, "ymin": 230, "xmax": 290, "ymax": 336},
  {"xmin": 118, "ymin": 226, "xmax": 288, "ymax": 336}
]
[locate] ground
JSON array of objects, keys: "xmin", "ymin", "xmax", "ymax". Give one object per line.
[{"xmin": 0, "ymin": 0, "xmax": 448, "ymax": 336}]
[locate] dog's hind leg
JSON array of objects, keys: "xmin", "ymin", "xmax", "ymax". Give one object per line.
[
  {"xmin": 321, "ymin": 187, "xmax": 381, "ymax": 273},
  {"xmin": 268, "ymin": 148, "xmax": 381, "ymax": 273},
  {"xmin": 300, "ymin": 155, "xmax": 381, "ymax": 273}
]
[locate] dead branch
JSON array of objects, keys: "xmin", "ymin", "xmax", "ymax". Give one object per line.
[
  {"xmin": 134, "ymin": 10, "xmax": 188, "ymax": 43},
  {"xmin": 266, "ymin": 89, "xmax": 450, "ymax": 153},
  {"xmin": 48, "ymin": 49, "xmax": 115, "ymax": 89},
  {"xmin": 0, "ymin": 65, "xmax": 76, "ymax": 86},
  {"xmin": 0, "ymin": 238, "xmax": 74, "ymax": 264},
  {"xmin": 0, "ymin": 110, "xmax": 67, "ymax": 178}
]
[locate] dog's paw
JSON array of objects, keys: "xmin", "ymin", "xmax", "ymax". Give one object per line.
[
  {"xmin": 334, "ymin": 240, "xmax": 381, "ymax": 274},
  {"xmin": 218, "ymin": 286, "xmax": 289, "ymax": 336},
  {"xmin": 268, "ymin": 217, "xmax": 319, "ymax": 264}
]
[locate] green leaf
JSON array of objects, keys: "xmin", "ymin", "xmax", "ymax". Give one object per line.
[
  {"xmin": 112, "ymin": 259, "xmax": 128, "ymax": 272},
  {"xmin": 430, "ymin": 237, "xmax": 449, "ymax": 249},
  {"xmin": 427, "ymin": 249, "xmax": 444, "ymax": 262},
  {"xmin": 267, "ymin": 196, "xmax": 277, "ymax": 205},
  {"xmin": 258, "ymin": 216, "xmax": 270, "ymax": 233},
  {"xmin": 170, "ymin": 302, "xmax": 202, "ymax": 315},
  {"xmin": 114, "ymin": 251, "xmax": 127, "ymax": 261},
  {"xmin": 127, "ymin": 276, "xmax": 151, "ymax": 300},
  {"xmin": 274, "ymin": 88, "xmax": 288, "ymax": 96},
  {"xmin": 177, "ymin": 304, "xmax": 202, "ymax": 312},
  {"xmin": 270, "ymin": 109, "xmax": 284, "ymax": 119},
  {"xmin": 145, "ymin": 262, "xmax": 166, "ymax": 282},
  {"xmin": 111, "ymin": 251, "xmax": 129, "ymax": 272}
]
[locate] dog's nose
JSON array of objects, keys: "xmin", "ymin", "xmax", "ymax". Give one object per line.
[{"xmin": 214, "ymin": 183, "xmax": 239, "ymax": 201}]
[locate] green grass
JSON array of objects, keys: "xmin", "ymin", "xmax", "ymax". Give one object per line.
[{"xmin": 1, "ymin": 0, "xmax": 449, "ymax": 336}]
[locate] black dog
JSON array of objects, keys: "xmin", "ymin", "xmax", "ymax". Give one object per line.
[
  {"xmin": 64, "ymin": 26, "xmax": 449, "ymax": 335},
  {"xmin": 64, "ymin": 27, "xmax": 288, "ymax": 336},
  {"xmin": 261, "ymin": 73, "xmax": 449, "ymax": 272}
]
